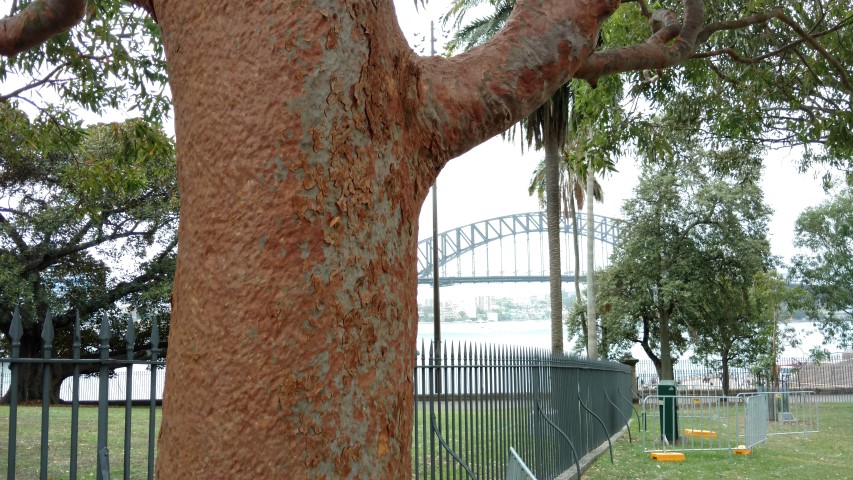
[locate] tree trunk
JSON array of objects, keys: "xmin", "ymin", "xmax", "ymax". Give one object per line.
[
  {"xmin": 545, "ymin": 116, "xmax": 563, "ymax": 353},
  {"xmin": 150, "ymin": 1, "xmax": 610, "ymax": 477},
  {"xmin": 586, "ymin": 158, "xmax": 598, "ymax": 359},
  {"xmin": 0, "ymin": 331, "xmax": 46, "ymax": 404},
  {"xmin": 569, "ymin": 171, "xmax": 584, "ymax": 338},
  {"xmin": 720, "ymin": 348, "xmax": 730, "ymax": 397},
  {"xmin": 659, "ymin": 308, "xmax": 674, "ymax": 381}
]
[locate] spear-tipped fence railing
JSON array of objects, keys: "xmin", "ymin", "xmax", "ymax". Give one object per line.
[
  {"xmin": 5, "ymin": 311, "xmax": 633, "ymax": 480},
  {"xmin": 2, "ymin": 308, "xmax": 164, "ymax": 480},
  {"xmin": 413, "ymin": 341, "xmax": 633, "ymax": 480}
]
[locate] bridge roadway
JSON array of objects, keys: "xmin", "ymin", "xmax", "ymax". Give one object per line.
[{"xmin": 418, "ymin": 275, "xmax": 588, "ymax": 286}]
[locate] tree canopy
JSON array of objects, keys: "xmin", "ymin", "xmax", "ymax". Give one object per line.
[
  {"xmin": 790, "ymin": 186, "xmax": 853, "ymax": 348},
  {"xmin": 0, "ymin": 103, "xmax": 176, "ymax": 400}
]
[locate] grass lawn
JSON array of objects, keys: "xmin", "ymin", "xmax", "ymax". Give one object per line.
[
  {"xmin": 2, "ymin": 402, "xmax": 850, "ymax": 479},
  {"xmin": 584, "ymin": 402, "xmax": 853, "ymax": 480}
]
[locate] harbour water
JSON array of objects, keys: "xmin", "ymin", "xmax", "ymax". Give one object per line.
[{"xmin": 416, "ymin": 318, "xmax": 844, "ymax": 360}]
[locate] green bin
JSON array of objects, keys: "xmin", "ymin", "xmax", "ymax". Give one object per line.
[{"xmin": 658, "ymin": 380, "xmax": 679, "ymax": 443}]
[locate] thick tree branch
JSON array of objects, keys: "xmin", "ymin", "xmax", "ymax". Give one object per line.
[
  {"xmin": 0, "ymin": 0, "xmax": 86, "ymax": 56},
  {"xmin": 0, "ymin": 211, "xmax": 28, "ymax": 252},
  {"xmin": 21, "ymin": 223, "xmax": 167, "ymax": 275},
  {"xmin": 574, "ymin": 1, "xmax": 705, "ymax": 85},
  {"xmin": 414, "ymin": 0, "xmax": 620, "ymax": 168}
]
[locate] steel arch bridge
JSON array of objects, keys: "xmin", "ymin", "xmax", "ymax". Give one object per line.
[{"xmin": 417, "ymin": 211, "xmax": 622, "ymax": 285}]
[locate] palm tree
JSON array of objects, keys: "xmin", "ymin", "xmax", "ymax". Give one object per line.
[
  {"xmin": 529, "ymin": 152, "xmax": 602, "ymax": 322},
  {"xmin": 444, "ymin": 1, "xmax": 570, "ymax": 352},
  {"xmin": 444, "ymin": 1, "xmax": 624, "ymax": 357}
]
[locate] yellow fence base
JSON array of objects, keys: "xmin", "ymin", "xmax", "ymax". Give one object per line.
[
  {"xmin": 650, "ymin": 451, "xmax": 686, "ymax": 462},
  {"xmin": 732, "ymin": 445, "xmax": 752, "ymax": 456},
  {"xmin": 684, "ymin": 428, "xmax": 717, "ymax": 438}
]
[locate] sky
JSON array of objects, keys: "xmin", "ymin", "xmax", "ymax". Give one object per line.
[{"xmin": 391, "ymin": 0, "xmax": 835, "ymax": 301}]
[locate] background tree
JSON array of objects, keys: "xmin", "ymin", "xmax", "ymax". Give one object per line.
[
  {"xmin": 750, "ymin": 270, "xmax": 801, "ymax": 389},
  {"xmin": 596, "ymin": 145, "xmax": 773, "ymax": 380},
  {"xmin": 790, "ymin": 186, "xmax": 853, "ymax": 348},
  {"xmin": 0, "ymin": 103, "xmax": 177, "ymax": 402},
  {"xmin": 2, "ymin": 0, "xmax": 851, "ymax": 476}
]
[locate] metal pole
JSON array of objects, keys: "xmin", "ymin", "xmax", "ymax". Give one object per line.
[
  {"xmin": 430, "ymin": 20, "xmax": 441, "ymax": 395},
  {"xmin": 96, "ymin": 314, "xmax": 111, "ymax": 480}
]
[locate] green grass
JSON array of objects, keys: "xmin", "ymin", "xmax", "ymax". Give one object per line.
[
  {"xmin": 3, "ymin": 402, "xmax": 849, "ymax": 479},
  {"xmin": 0, "ymin": 405, "xmax": 162, "ymax": 480},
  {"xmin": 585, "ymin": 403, "xmax": 853, "ymax": 480}
]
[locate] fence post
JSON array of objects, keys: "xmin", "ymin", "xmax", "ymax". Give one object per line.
[
  {"xmin": 620, "ymin": 357, "xmax": 639, "ymax": 402},
  {"xmin": 40, "ymin": 310, "xmax": 54, "ymax": 480},
  {"xmin": 71, "ymin": 313, "xmax": 81, "ymax": 480},
  {"xmin": 7, "ymin": 306, "xmax": 22, "ymax": 480},
  {"xmin": 532, "ymin": 352, "xmax": 543, "ymax": 478},
  {"xmin": 124, "ymin": 314, "xmax": 136, "ymax": 480},
  {"xmin": 428, "ymin": 341, "xmax": 436, "ymax": 480},
  {"xmin": 96, "ymin": 314, "xmax": 112, "ymax": 480},
  {"xmin": 147, "ymin": 317, "xmax": 160, "ymax": 480}
]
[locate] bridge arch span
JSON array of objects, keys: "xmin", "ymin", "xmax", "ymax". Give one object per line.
[{"xmin": 417, "ymin": 211, "xmax": 621, "ymax": 284}]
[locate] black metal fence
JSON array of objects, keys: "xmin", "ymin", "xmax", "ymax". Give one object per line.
[
  {"xmin": 2, "ymin": 309, "xmax": 634, "ymax": 480},
  {"xmin": 1, "ymin": 308, "xmax": 163, "ymax": 480},
  {"xmin": 7, "ymin": 305, "xmax": 850, "ymax": 480},
  {"xmin": 413, "ymin": 341, "xmax": 634, "ymax": 480}
]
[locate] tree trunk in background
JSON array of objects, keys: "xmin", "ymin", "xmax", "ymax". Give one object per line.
[
  {"xmin": 569, "ymin": 172, "xmax": 584, "ymax": 333},
  {"xmin": 147, "ymin": 0, "xmax": 610, "ymax": 476},
  {"xmin": 721, "ymin": 349, "xmax": 731, "ymax": 396},
  {"xmin": 660, "ymin": 308, "xmax": 674, "ymax": 381},
  {"xmin": 0, "ymin": 332, "xmax": 43, "ymax": 403},
  {"xmin": 545, "ymin": 120, "xmax": 563, "ymax": 353},
  {"xmin": 586, "ymin": 158, "xmax": 598, "ymax": 360}
]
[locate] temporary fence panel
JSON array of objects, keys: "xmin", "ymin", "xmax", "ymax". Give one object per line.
[
  {"xmin": 737, "ymin": 391, "xmax": 820, "ymax": 437},
  {"xmin": 743, "ymin": 395, "xmax": 769, "ymax": 448},
  {"xmin": 641, "ymin": 395, "xmax": 748, "ymax": 453},
  {"xmin": 506, "ymin": 447, "xmax": 537, "ymax": 480}
]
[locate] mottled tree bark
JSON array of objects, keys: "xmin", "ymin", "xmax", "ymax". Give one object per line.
[
  {"xmin": 151, "ymin": 1, "xmax": 611, "ymax": 477},
  {"xmin": 0, "ymin": 0, "xmax": 86, "ymax": 55}
]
